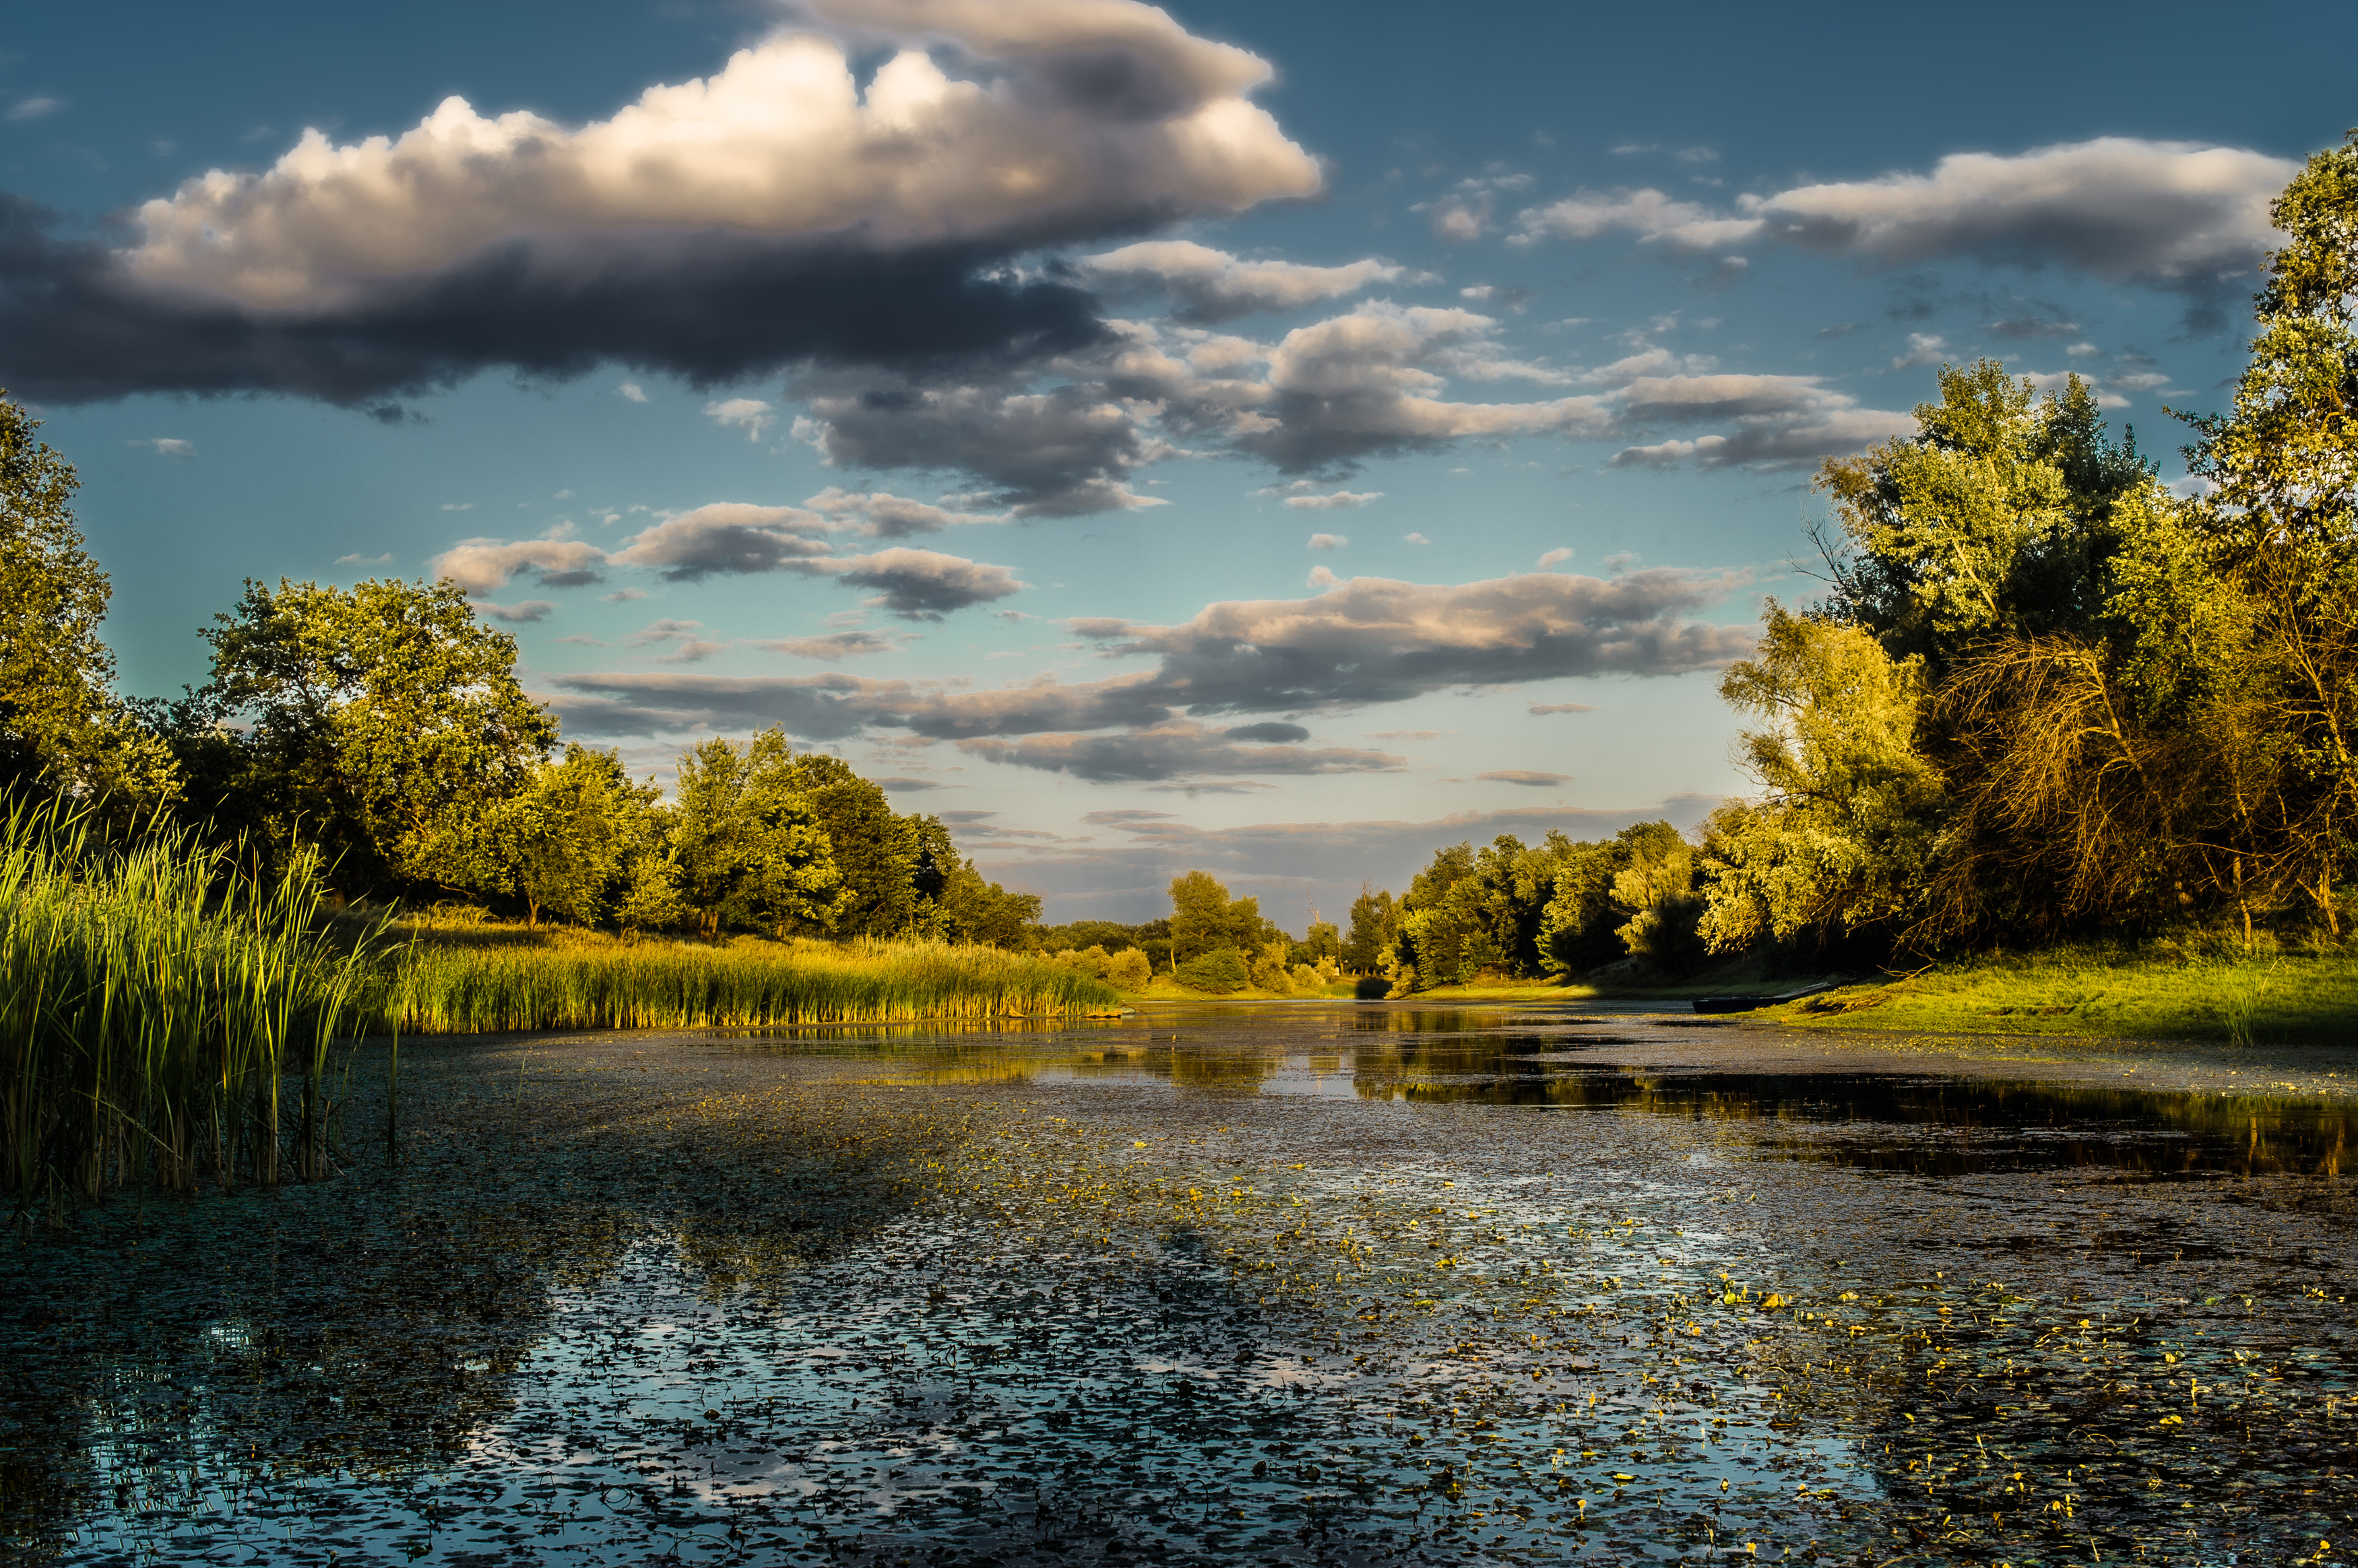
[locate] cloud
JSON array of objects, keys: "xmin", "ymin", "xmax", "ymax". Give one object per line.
[
  {"xmin": 335, "ymin": 551, "xmax": 393, "ymax": 566},
  {"xmin": 609, "ymin": 503, "xmax": 831, "ymax": 579},
  {"xmin": 602, "ymin": 587, "xmax": 647, "ymax": 602},
  {"xmin": 959, "ymin": 720, "xmax": 1401, "ymax": 782},
  {"xmin": 1306, "ymin": 532, "xmax": 1348, "ymax": 552},
  {"xmin": 826, "ymin": 547, "xmax": 1024, "ymax": 620},
  {"xmin": 628, "ymin": 617, "xmax": 707, "ymax": 647},
  {"xmin": 1081, "ymin": 240, "xmax": 1415, "ymax": 323},
  {"xmin": 1224, "ymin": 721, "xmax": 1310, "ymax": 742},
  {"xmin": 1285, "ymin": 489, "xmax": 1382, "ymax": 511},
  {"xmin": 1527, "ymin": 700, "xmax": 1593, "ymax": 715},
  {"xmin": 705, "ymin": 398, "xmax": 773, "ymax": 440},
  {"xmin": 870, "ymin": 776, "xmax": 943, "ymax": 791},
  {"xmin": 6, "ymin": 98, "xmax": 62, "ymax": 123},
  {"xmin": 440, "ymin": 501, "xmax": 475, "ymax": 511},
  {"xmin": 544, "ymin": 564, "xmax": 1753, "ymax": 775},
  {"xmin": 478, "ymin": 599, "xmax": 555, "ymax": 624},
  {"xmin": 1890, "ymin": 331, "xmax": 1948, "ymax": 369},
  {"xmin": 751, "ymin": 630, "xmax": 905, "ymax": 660},
  {"xmin": 125, "ymin": 436, "xmax": 196, "ymax": 458},
  {"xmin": 429, "ymin": 534, "xmax": 606, "ymax": 593},
  {"xmin": 1600, "ymin": 372, "xmax": 1914, "ymax": 471},
  {"xmin": 802, "ymin": 487, "xmax": 1004, "ymax": 537},
  {"xmin": 1537, "ymin": 546, "xmax": 1572, "ymax": 566},
  {"xmin": 0, "ymin": 1, "xmax": 1318, "ymax": 404},
  {"xmin": 1403, "ymin": 531, "xmax": 1430, "ymax": 545},
  {"xmin": 1510, "ymin": 139, "xmax": 2295, "ymax": 290},
  {"xmin": 616, "ymin": 380, "xmax": 648, "ymax": 402},
  {"xmin": 1479, "ymin": 769, "xmax": 1571, "ymax": 786}
]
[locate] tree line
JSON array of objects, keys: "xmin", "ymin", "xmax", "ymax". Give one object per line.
[{"xmin": 0, "ymin": 465, "xmax": 1040, "ymax": 943}]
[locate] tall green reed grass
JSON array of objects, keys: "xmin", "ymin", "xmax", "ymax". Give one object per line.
[
  {"xmin": 375, "ymin": 938, "xmax": 1123, "ymax": 1034},
  {"xmin": 0, "ymin": 801, "xmax": 375, "ymax": 1209}
]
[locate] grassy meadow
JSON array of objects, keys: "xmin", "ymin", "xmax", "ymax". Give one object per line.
[{"xmin": 375, "ymin": 924, "xmax": 1125, "ymax": 1034}]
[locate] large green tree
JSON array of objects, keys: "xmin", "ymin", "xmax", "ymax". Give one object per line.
[
  {"xmin": 782, "ymin": 752, "xmax": 924, "ymax": 939},
  {"xmin": 0, "ymin": 394, "xmax": 177, "ymax": 811},
  {"xmin": 180, "ymin": 577, "xmax": 555, "ymax": 892},
  {"xmin": 671, "ymin": 728, "xmax": 841, "ymax": 938},
  {"xmin": 447, "ymin": 745, "xmax": 666, "ymax": 927}
]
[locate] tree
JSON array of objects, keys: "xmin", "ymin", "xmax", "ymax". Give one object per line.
[
  {"xmin": 448, "ymin": 746, "xmax": 662, "ymax": 927},
  {"xmin": 1168, "ymin": 870, "xmax": 1279, "ymax": 962},
  {"xmin": 784, "ymin": 752, "xmax": 923, "ymax": 938},
  {"xmin": 1818, "ymin": 362, "xmax": 2155, "ymax": 678},
  {"xmin": 183, "ymin": 577, "xmax": 554, "ymax": 892},
  {"xmin": 2168, "ymin": 129, "xmax": 2358, "ymax": 930},
  {"xmin": 1341, "ymin": 884, "xmax": 1397, "ymax": 973},
  {"xmin": 0, "ymin": 394, "xmax": 178, "ymax": 811},
  {"xmin": 1696, "ymin": 606, "xmax": 1946, "ymax": 953},
  {"xmin": 671, "ymin": 728, "xmax": 841, "ymax": 938}
]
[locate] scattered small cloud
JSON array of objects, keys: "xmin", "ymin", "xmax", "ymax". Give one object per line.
[
  {"xmin": 127, "ymin": 437, "xmax": 195, "ymax": 458},
  {"xmin": 1479, "ymin": 769, "xmax": 1572, "ymax": 786},
  {"xmin": 1537, "ymin": 547, "xmax": 1573, "ymax": 567},
  {"xmin": 704, "ymin": 397, "xmax": 773, "ymax": 442},
  {"xmin": 1818, "ymin": 323, "xmax": 1857, "ymax": 339},
  {"xmin": 478, "ymin": 599, "xmax": 555, "ymax": 624},
  {"xmin": 5, "ymin": 97, "xmax": 62, "ymax": 123},
  {"xmin": 1285, "ymin": 490, "xmax": 1384, "ymax": 512},
  {"xmin": 616, "ymin": 381, "xmax": 648, "ymax": 403},
  {"xmin": 1527, "ymin": 701, "xmax": 1594, "ymax": 715},
  {"xmin": 555, "ymin": 634, "xmax": 608, "ymax": 646},
  {"xmin": 1366, "ymin": 729, "xmax": 1444, "ymax": 740},
  {"xmin": 440, "ymin": 501, "xmax": 475, "ymax": 511},
  {"xmin": 602, "ymin": 587, "xmax": 647, "ymax": 602},
  {"xmin": 1144, "ymin": 780, "xmax": 1280, "ymax": 795},
  {"xmin": 334, "ymin": 552, "xmax": 393, "ymax": 566},
  {"xmin": 1306, "ymin": 532, "xmax": 1349, "ymax": 552},
  {"xmin": 1403, "ymin": 531, "xmax": 1431, "ymax": 545},
  {"xmin": 871, "ymin": 776, "xmax": 944, "ymax": 791},
  {"xmin": 751, "ymin": 630, "xmax": 905, "ymax": 661}
]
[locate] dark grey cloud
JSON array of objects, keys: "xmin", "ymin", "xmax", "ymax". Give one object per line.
[
  {"xmin": 1478, "ymin": 769, "xmax": 1572, "ymax": 786},
  {"xmin": 958, "ymin": 721, "xmax": 1401, "ymax": 783},
  {"xmin": 540, "ymin": 564, "xmax": 1752, "ymax": 780},
  {"xmin": 825, "ymin": 548, "xmax": 1025, "ymax": 620},
  {"xmin": 0, "ymin": 200, "xmax": 1108, "ymax": 406}
]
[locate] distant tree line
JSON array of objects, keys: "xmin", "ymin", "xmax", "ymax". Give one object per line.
[{"xmin": 0, "ymin": 453, "xmax": 1040, "ymax": 943}]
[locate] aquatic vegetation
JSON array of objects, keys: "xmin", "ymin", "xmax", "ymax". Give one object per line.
[
  {"xmin": 0, "ymin": 801, "xmax": 374, "ymax": 1206},
  {"xmin": 2, "ymin": 1006, "xmax": 2349, "ymax": 1564},
  {"xmin": 373, "ymin": 938, "xmax": 1123, "ymax": 1033}
]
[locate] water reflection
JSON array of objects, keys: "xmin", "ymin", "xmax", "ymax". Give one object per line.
[{"xmin": 3, "ymin": 1005, "xmax": 2349, "ymax": 1565}]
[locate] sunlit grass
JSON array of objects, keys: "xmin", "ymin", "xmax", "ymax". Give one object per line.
[
  {"xmin": 0, "ymin": 800, "xmax": 375, "ymax": 1206},
  {"xmin": 1774, "ymin": 942, "xmax": 2358, "ymax": 1044},
  {"xmin": 373, "ymin": 937, "xmax": 1124, "ymax": 1034}
]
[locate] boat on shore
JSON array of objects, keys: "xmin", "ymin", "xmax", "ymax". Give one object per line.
[{"xmin": 1692, "ymin": 980, "xmax": 1841, "ymax": 1015}]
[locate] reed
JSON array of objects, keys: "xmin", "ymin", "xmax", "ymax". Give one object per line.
[
  {"xmin": 0, "ymin": 801, "xmax": 377, "ymax": 1209},
  {"xmin": 374, "ymin": 938, "xmax": 1123, "ymax": 1034}
]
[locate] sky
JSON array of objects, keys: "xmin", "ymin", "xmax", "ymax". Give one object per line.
[{"xmin": 3, "ymin": 0, "xmax": 2350, "ymax": 926}]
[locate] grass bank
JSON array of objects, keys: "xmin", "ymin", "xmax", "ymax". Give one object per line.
[
  {"xmin": 1762, "ymin": 946, "xmax": 2358, "ymax": 1045},
  {"xmin": 373, "ymin": 925, "xmax": 1124, "ymax": 1034}
]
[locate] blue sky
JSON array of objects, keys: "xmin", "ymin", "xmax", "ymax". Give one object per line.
[{"xmin": 3, "ymin": 0, "xmax": 2349, "ymax": 923}]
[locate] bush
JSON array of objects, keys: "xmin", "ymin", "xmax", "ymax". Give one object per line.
[
  {"xmin": 1175, "ymin": 946, "xmax": 1248, "ymax": 993},
  {"xmin": 1105, "ymin": 948, "xmax": 1152, "ymax": 990},
  {"xmin": 1290, "ymin": 963, "xmax": 1324, "ymax": 992}
]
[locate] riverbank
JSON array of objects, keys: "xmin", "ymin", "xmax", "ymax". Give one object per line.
[{"xmin": 1210, "ymin": 942, "xmax": 2358, "ymax": 1049}]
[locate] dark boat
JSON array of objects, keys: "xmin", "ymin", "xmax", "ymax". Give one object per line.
[{"xmin": 1692, "ymin": 981, "xmax": 1841, "ymax": 1014}]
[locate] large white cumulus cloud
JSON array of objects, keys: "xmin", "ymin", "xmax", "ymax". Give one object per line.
[{"xmin": 126, "ymin": 10, "xmax": 1317, "ymax": 310}]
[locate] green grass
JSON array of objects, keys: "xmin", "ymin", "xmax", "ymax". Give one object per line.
[
  {"xmin": 0, "ymin": 801, "xmax": 375, "ymax": 1206},
  {"xmin": 1762, "ymin": 944, "xmax": 2358, "ymax": 1045},
  {"xmin": 373, "ymin": 937, "xmax": 1124, "ymax": 1034}
]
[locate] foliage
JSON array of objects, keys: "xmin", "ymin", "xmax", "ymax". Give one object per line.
[
  {"xmin": 178, "ymin": 576, "xmax": 556, "ymax": 892},
  {"xmin": 670, "ymin": 728, "xmax": 843, "ymax": 938},
  {"xmin": 1696, "ymin": 606, "xmax": 1946, "ymax": 952},
  {"xmin": 1341, "ymin": 884, "xmax": 1397, "ymax": 973},
  {"xmin": 0, "ymin": 395, "xmax": 179, "ymax": 814},
  {"xmin": 438, "ymin": 744, "xmax": 666, "ymax": 927},
  {"xmin": 784, "ymin": 752, "xmax": 924, "ymax": 938},
  {"xmin": 1174, "ymin": 945, "xmax": 1249, "ymax": 993},
  {"xmin": 1168, "ymin": 871, "xmax": 1281, "ymax": 964},
  {"xmin": 1, "ymin": 798, "xmax": 375, "ymax": 1204}
]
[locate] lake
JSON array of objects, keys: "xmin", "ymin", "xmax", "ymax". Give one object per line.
[{"xmin": 3, "ymin": 1001, "xmax": 2351, "ymax": 1565}]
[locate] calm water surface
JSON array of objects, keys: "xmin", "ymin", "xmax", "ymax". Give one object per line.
[{"xmin": 3, "ymin": 1002, "xmax": 2351, "ymax": 1566}]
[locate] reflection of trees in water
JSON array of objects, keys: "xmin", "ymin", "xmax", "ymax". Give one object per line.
[{"xmin": 0, "ymin": 1053, "xmax": 943, "ymax": 1560}]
